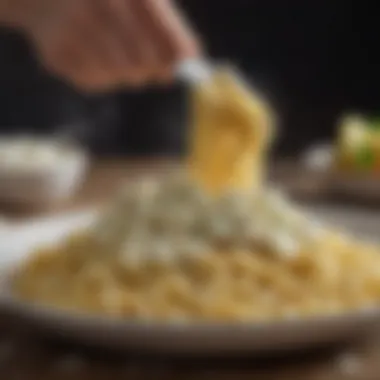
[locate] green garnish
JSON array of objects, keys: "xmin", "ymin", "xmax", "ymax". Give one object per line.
[
  {"xmin": 355, "ymin": 146, "xmax": 375, "ymax": 170},
  {"xmin": 369, "ymin": 117, "xmax": 380, "ymax": 130}
]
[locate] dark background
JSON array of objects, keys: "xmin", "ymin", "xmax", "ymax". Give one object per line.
[{"xmin": 0, "ymin": 0, "xmax": 379, "ymax": 157}]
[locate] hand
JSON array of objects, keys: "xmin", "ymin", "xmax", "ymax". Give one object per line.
[{"xmin": 18, "ymin": 0, "xmax": 200, "ymax": 91}]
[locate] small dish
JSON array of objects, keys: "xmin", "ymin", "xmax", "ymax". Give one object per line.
[
  {"xmin": 0, "ymin": 136, "xmax": 88, "ymax": 206},
  {"xmin": 302, "ymin": 143, "xmax": 380, "ymax": 201}
]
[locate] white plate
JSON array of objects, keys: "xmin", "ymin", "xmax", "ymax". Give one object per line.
[{"xmin": 1, "ymin": 207, "xmax": 380, "ymax": 354}]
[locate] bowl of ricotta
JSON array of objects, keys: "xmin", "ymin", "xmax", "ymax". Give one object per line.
[{"xmin": 0, "ymin": 135, "xmax": 88, "ymax": 206}]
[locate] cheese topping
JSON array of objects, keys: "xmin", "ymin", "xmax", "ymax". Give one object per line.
[
  {"xmin": 90, "ymin": 172, "xmax": 325, "ymax": 266},
  {"xmin": 87, "ymin": 68, "xmax": 323, "ymax": 265}
]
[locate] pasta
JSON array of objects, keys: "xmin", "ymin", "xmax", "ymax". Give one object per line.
[
  {"xmin": 188, "ymin": 68, "xmax": 274, "ymax": 194},
  {"xmin": 14, "ymin": 232, "xmax": 380, "ymax": 321},
  {"xmin": 13, "ymin": 68, "xmax": 380, "ymax": 322}
]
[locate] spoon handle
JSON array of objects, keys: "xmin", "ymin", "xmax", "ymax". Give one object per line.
[{"xmin": 176, "ymin": 58, "xmax": 213, "ymax": 84}]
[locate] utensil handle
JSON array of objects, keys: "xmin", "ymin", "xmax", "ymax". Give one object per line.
[{"xmin": 176, "ymin": 58, "xmax": 213, "ymax": 84}]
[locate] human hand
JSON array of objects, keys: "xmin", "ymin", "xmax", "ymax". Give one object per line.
[{"xmin": 17, "ymin": 0, "xmax": 200, "ymax": 91}]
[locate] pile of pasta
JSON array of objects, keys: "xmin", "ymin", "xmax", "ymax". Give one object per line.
[{"xmin": 13, "ymin": 68, "xmax": 380, "ymax": 321}]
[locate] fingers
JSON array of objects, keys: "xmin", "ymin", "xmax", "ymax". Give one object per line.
[
  {"xmin": 77, "ymin": 5, "xmax": 145, "ymax": 89},
  {"xmin": 131, "ymin": 0, "xmax": 201, "ymax": 82},
  {"xmin": 134, "ymin": 0, "xmax": 200, "ymax": 60},
  {"xmin": 98, "ymin": 0, "xmax": 196, "ymax": 85},
  {"xmin": 93, "ymin": 0, "xmax": 148, "ymax": 86},
  {"xmin": 99, "ymin": 0, "xmax": 156, "ymax": 83},
  {"xmin": 38, "ymin": 0, "xmax": 138, "ymax": 91},
  {"xmin": 31, "ymin": 0, "xmax": 201, "ymax": 91},
  {"xmin": 58, "ymin": 0, "xmax": 137, "ymax": 90}
]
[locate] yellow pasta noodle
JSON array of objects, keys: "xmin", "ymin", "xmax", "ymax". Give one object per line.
[
  {"xmin": 188, "ymin": 68, "xmax": 274, "ymax": 194},
  {"xmin": 14, "ymin": 234, "xmax": 380, "ymax": 321}
]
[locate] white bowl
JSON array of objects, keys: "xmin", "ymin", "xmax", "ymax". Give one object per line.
[
  {"xmin": 0, "ymin": 140, "xmax": 88, "ymax": 206},
  {"xmin": 302, "ymin": 143, "xmax": 380, "ymax": 201}
]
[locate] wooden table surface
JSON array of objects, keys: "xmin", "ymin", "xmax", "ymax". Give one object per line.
[{"xmin": 1, "ymin": 159, "xmax": 380, "ymax": 380}]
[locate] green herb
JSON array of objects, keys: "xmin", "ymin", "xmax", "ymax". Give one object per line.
[
  {"xmin": 369, "ymin": 117, "xmax": 380, "ymax": 130},
  {"xmin": 355, "ymin": 146, "xmax": 375, "ymax": 170}
]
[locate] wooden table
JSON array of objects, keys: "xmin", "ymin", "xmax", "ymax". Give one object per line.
[{"xmin": 1, "ymin": 159, "xmax": 380, "ymax": 379}]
